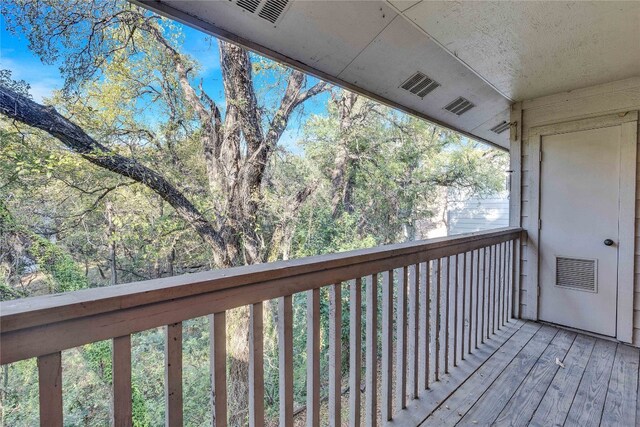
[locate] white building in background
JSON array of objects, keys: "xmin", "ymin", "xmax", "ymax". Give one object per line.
[
  {"xmin": 419, "ymin": 189, "xmax": 509, "ymax": 239},
  {"xmin": 447, "ymin": 192, "xmax": 509, "ymax": 235}
]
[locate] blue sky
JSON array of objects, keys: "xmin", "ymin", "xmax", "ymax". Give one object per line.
[{"xmin": 0, "ymin": 11, "xmax": 330, "ymax": 150}]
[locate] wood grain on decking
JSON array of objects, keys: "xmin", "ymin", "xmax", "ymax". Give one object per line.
[{"xmin": 416, "ymin": 322, "xmax": 639, "ymax": 427}]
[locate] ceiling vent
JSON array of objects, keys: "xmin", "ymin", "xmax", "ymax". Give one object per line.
[
  {"xmin": 444, "ymin": 97, "xmax": 475, "ymax": 116},
  {"xmin": 400, "ymin": 72, "xmax": 440, "ymax": 98},
  {"xmin": 490, "ymin": 121, "xmax": 511, "ymax": 134},
  {"xmin": 232, "ymin": 0, "xmax": 291, "ymax": 25}
]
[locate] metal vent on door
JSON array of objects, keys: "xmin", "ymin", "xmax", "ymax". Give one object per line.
[
  {"xmin": 556, "ymin": 257, "xmax": 597, "ymax": 292},
  {"xmin": 231, "ymin": 0, "xmax": 291, "ymax": 24},
  {"xmin": 400, "ymin": 72, "xmax": 440, "ymax": 98},
  {"xmin": 444, "ymin": 97, "xmax": 475, "ymax": 116}
]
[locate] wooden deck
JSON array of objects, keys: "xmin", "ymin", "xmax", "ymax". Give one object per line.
[{"xmin": 403, "ymin": 320, "xmax": 640, "ymax": 426}]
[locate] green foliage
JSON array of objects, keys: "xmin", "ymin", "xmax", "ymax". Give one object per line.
[
  {"xmin": 1, "ymin": 1, "xmax": 508, "ymax": 425},
  {"xmin": 29, "ymin": 235, "xmax": 88, "ymax": 293}
]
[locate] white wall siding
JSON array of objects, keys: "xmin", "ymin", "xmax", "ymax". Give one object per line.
[
  {"xmin": 447, "ymin": 195, "xmax": 509, "ymax": 235},
  {"xmin": 516, "ymin": 77, "xmax": 640, "ymax": 346}
]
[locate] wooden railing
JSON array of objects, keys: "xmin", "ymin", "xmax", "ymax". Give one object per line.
[{"xmin": 0, "ymin": 227, "xmax": 523, "ymax": 426}]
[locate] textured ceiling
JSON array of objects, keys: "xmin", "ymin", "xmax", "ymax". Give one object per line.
[{"xmin": 134, "ymin": 0, "xmax": 640, "ymax": 150}]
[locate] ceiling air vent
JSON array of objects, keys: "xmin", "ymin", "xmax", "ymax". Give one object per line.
[
  {"xmin": 556, "ymin": 257, "xmax": 597, "ymax": 292},
  {"xmin": 259, "ymin": 0, "xmax": 289, "ymax": 23},
  {"xmin": 400, "ymin": 72, "xmax": 440, "ymax": 98},
  {"xmin": 444, "ymin": 97, "xmax": 475, "ymax": 116},
  {"xmin": 236, "ymin": 0, "xmax": 261, "ymax": 13},
  {"xmin": 490, "ymin": 121, "xmax": 511, "ymax": 134},
  {"xmin": 230, "ymin": 0, "xmax": 291, "ymax": 25}
]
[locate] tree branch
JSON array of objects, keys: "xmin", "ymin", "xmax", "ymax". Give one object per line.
[{"xmin": 0, "ymin": 85, "xmax": 231, "ymax": 267}]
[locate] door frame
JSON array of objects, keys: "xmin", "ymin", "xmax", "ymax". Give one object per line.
[{"xmin": 527, "ymin": 111, "xmax": 638, "ymax": 342}]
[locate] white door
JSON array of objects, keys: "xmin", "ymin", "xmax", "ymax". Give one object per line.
[{"xmin": 538, "ymin": 125, "xmax": 622, "ymax": 336}]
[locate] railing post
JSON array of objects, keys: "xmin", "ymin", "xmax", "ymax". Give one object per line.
[
  {"xmin": 249, "ymin": 303, "xmax": 264, "ymax": 427},
  {"xmin": 306, "ymin": 289, "xmax": 320, "ymax": 427},
  {"xmin": 210, "ymin": 313, "xmax": 227, "ymax": 427},
  {"xmin": 381, "ymin": 271, "xmax": 393, "ymax": 421},
  {"xmin": 365, "ymin": 274, "xmax": 378, "ymax": 426},
  {"xmin": 38, "ymin": 352, "xmax": 63, "ymax": 427},
  {"xmin": 454, "ymin": 254, "xmax": 459, "ymax": 367},
  {"xmin": 395, "ymin": 267, "xmax": 407, "ymax": 408},
  {"xmin": 420, "ymin": 261, "xmax": 430, "ymax": 391},
  {"xmin": 469, "ymin": 250, "xmax": 476, "ymax": 353},
  {"xmin": 329, "ymin": 283, "xmax": 342, "ymax": 427},
  {"xmin": 408, "ymin": 265, "xmax": 419, "ymax": 399},
  {"xmin": 166, "ymin": 322, "xmax": 183, "ymax": 427},
  {"xmin": 445, "ymin": 257, "xmax": 451, "ymax": 374},
  {"xmin": 435, "ymin": 259, "xmax": 441, "ymax": 381},
  {"xmin": 461, "ymin": 252, "xmax": 467, "ymax": 360},
  {"xmin": 349, "ymin": 279, "xmax": 362, "ymax": 426},
  {"xmin": 113, "ymin": 335, "xmax": 132, "ymax": 427},
  {"xmin": 278, "ymin": 296, "xmax": 294, "ymax": 427}
]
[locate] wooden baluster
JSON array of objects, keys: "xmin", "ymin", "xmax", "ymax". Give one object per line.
[
  {"xmin": 408, "ymin": 265, "xmax": 419, "ymax": 399},
  {"xmin": 469, "ymin": 250, "xmax": 475, "ymax": 354},
  {"xmin": 509, "ymin": 240, "xmax": 515, "ymax": 319},
  {"xmin": 38, "ymin": 352, "xmax": 62, "ymax": 427},
  {"xmin": 166, "ymin": 322, "xmax": 183, "ymax": 427},
  {"xmin": 498, "ymin": 244, "xmax": 502, "ymax": 330},
  {"xmin": 381, "ymin": 271, "xmax": 393, "ymax": 422},
  {"xmin": 484, "ymin": 246, "xmax": 489, "ymax": 341},
  {"xmin": 475, "ymin": 249, "xmax": 480, "ymax": 349},
  {"xmin": 453, "ymin": 254, "xmax": 459, "ymax": 367},
  {"xmin": 396, "ymin": 267, "xmax": 407, "ymax": 409},
  {"xmin": 113, "ymin": 335, "xmax": 132, "ymax": 427},
  {"xmin": 349, "ymin": 279, "xmax": 362, "ymax": 426},
  {"xmin": 487, "ymin": 245, "xmax": 493, "ymax": 337},
  {"xmin": 498, "ymin": 244, "xmax": 503, "ymax": 326},
  {"xmin": 307, "ymin": 289, "xmax": 321, "ymax": 427},
  {"xmin": 435, "ymin": 259, "xmax": 441, "ymax": 381},
  {"xmin": 278, "ymin": 296, "xmax": 294, "ymax": 427},
  {"xmin": 504, "ymin": 242, "xmax": 509, "ymax": 324},
  {"xmin": 329, "ymin": 283, "xmax": 342, "ymax": 427},
  {"xmin": 365, "ymin": 274, "xmax": 378, "ymax": 426},
  {"xmin": 249, "ymin": 303, "xmax": 265, "ymax": 427},
  {"xmin": 481, "ymin": 248, "xmax": 487, "ymax": 344},
  {"xmin": 498, "ymin": 244, "xmax": 502, "ymax": 327},
  {"xmin": 445, "ymin": 257, "xmax": 451, "ymax": 374},
  {"xmin": 461, "ymin": 252, "xmax": 467, "ymax": 360},
  {"xmin": 210, "ymin": 313, "xmax": 227, "ymax": 427},
  {"xmin": 493, "ymin": 244, "xmax": 498, "ymax": 335},
  {"xmin": 502, "ymin": 242, "xmax": 507, "ymax": 327},
  {"xmin": 420, "ymin": 262, "xmax": 430, "ymax": 391}
]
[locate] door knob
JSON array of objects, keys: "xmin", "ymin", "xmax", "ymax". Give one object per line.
[{"xmin": 604, "ymin": 239, "xmax": 614, "ymax": 246}]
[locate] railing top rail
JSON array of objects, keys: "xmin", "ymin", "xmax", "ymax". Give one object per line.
[{"xmin": 1, "ymin": 227, "xmax": 521, "ymax": 335}]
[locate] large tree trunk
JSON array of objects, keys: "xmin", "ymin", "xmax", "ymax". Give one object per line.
[{"xmin": 330, "ymin": 92, "xmax": 359, "ymax": 218}]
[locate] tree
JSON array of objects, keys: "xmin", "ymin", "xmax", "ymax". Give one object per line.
[
  {"xmin": 0, "ymin": 2, "xmax": 508, "ymax": 424},
  {"xmin": 2, "ymin": 0, "xmax": 327, "ymax": 268},
  {"xmin": 1, "ymin": 1, "xmax": 327, "ymax": 423}
]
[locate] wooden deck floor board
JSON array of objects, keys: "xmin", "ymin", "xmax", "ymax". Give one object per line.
[
  {"xmin": 529, "ymin": 333, "xmax": 596, "ymax": 427},
  {"xmin": 601, "ymin": 344, "xmax": 639, "ymax": 426},
  {"xmin": 494, "ymin": 329, "xmax": 577, "ymax": 426},
  {"xmin": 457, "ymin": 325, "xmax": 559, "ymax": 425},
  {"xmin": 564, "ymin": 339, "xmax": 617, "ymax": 427},
  {"xmin": 389, "ymin": 320, "xmax": 525, "ymax": 426},
  {"xmin": 420, "ymin": 321, "xmax": 542, "ymax": 426},
  {"xmin": 414, "ymin": 321, "xmax": 638, "ymax": 427}
]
